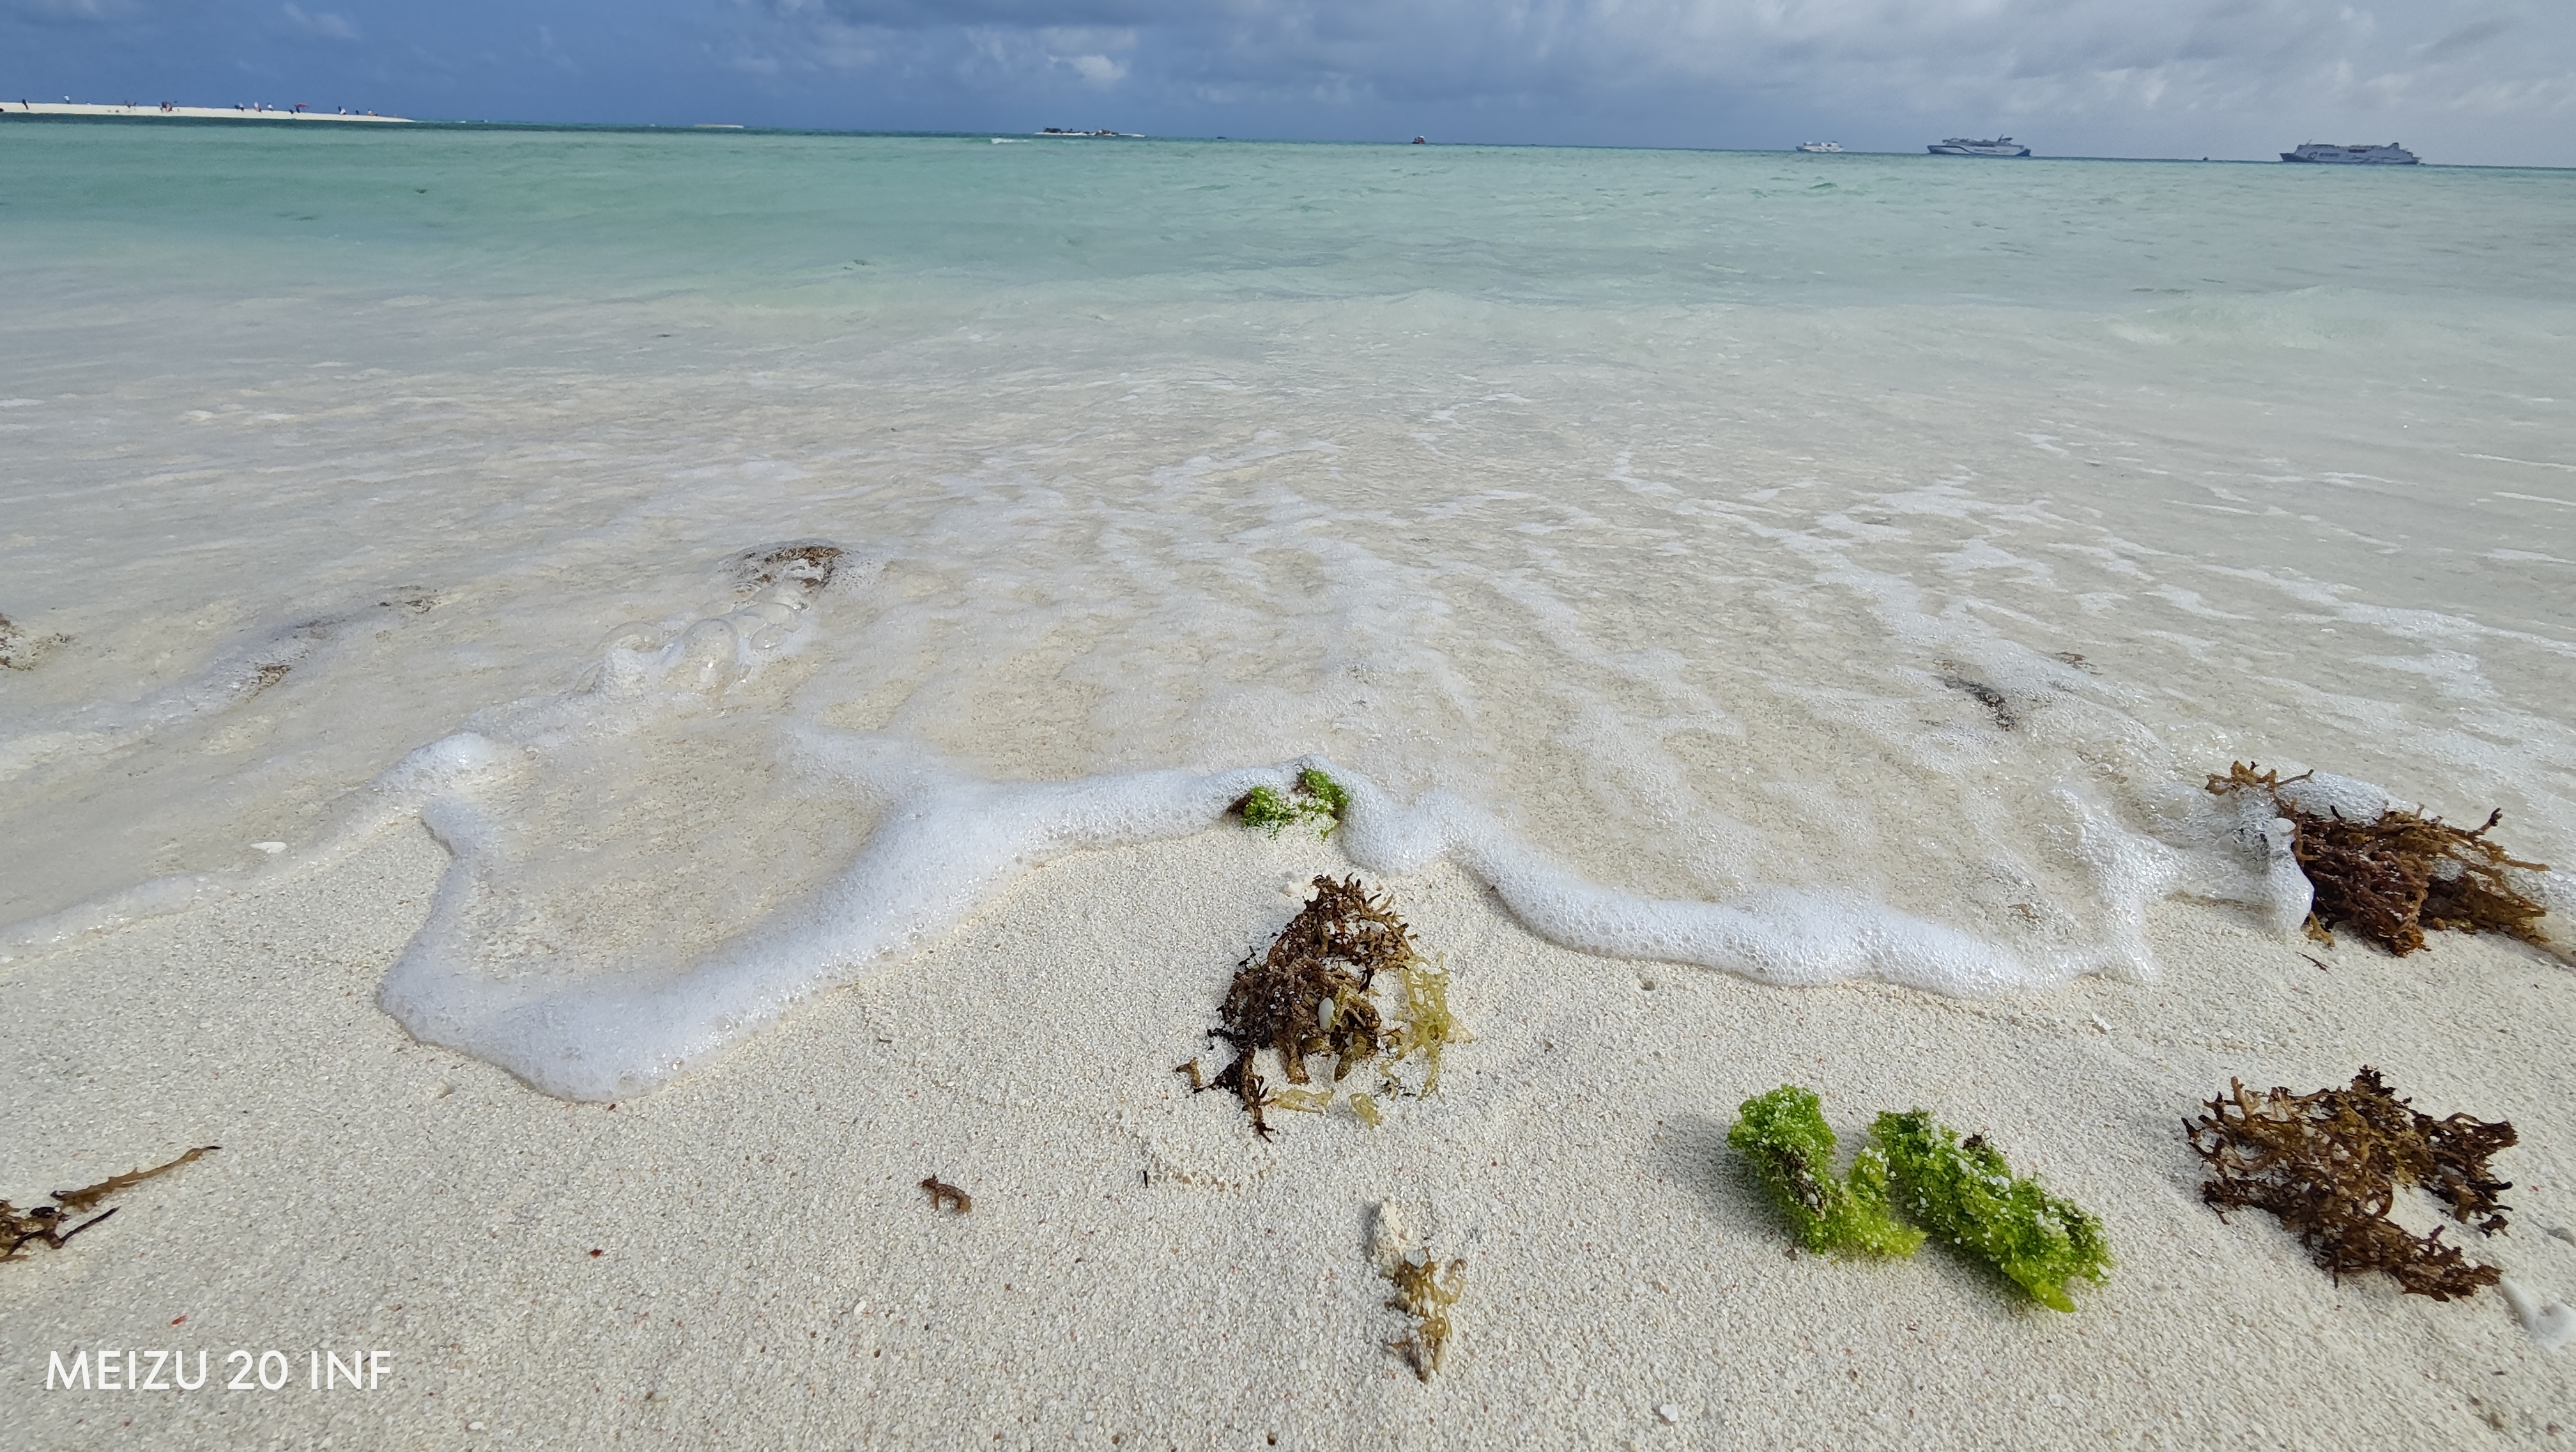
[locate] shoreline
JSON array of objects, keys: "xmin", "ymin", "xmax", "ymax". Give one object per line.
[
  {"xmin": 3, "ymin": 815, "xmax": 2569, "ymax": 1444},
  {"xmin": 1, "ymin": 102, "xmax": 409, "ymax": 124}
]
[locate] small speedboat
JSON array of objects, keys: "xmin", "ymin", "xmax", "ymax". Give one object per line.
[{"xmin": 1795, "ymin": 141, "xmax": 1843, "ymax": 153}]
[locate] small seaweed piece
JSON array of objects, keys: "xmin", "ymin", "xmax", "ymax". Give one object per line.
[
  {"xmin": 1349, "ymin": 1092, "xmax": 1383, "ymax": 1128},
  {"xmin": 2206, "ymin": 762, "xmax": 2549, "ymax": 954},
  {"xmin": 1238, "ymin": 785, "xmax": 1303, "ymax": 835},
  {"xmin": 920, "ymin": 1175, "xmax": 972, "ymax": 1214},
  {"xmin": 52, "ymin": 1145, "xmax": 218, "ymax": 1212},
  {"xmin": 5, "ymin": 1147, "xmax": 218, "ymax": 1262},
  {"xmin": 1934, "ymin": 661, "xmax": 2017, "ymax": 729},
  {"xmin": 0, "ymin": 610, "xmax": 71, "ymax": 672},
  {"xmin": 1295, "ymin": 766, "xmax": 1350, "ymax": 823},
  {"xmin": 1384, "ymin": 1254, "xmax": 1468, "ymax": 1381},
  {"xmin": 2189, "ymin": 1069, "xmax": 2513, "ymax": 1299},
  {"xmin": 1728, "ymin": 1086, "xmax": 1924, "ymax": 1260},
  {"xmin": 1382, "ymin": 956, "xmax": 1471, "ymax": 1097},
  {"xmin": 1208, "ymin": 1053, "xmax": 1275, "ymax": 1139},
  {"xmin": 1234, "ymin": 768, "xmax": 1351, "ymax": 838},
  {"xmin": 1874, "ymin": 1111, "xmax": 2110, "ymax": 1311},
  {"xmin": 730, "ymin": 541, "xmax": 843, "ymax": 598},
  {"xmin": 1271, "ymin": 1088, "xmax": 1333, "ymax": 1115}
]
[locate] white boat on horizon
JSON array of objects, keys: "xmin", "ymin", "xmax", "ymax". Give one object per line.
[
  {"xmin": 1928, "ymin": 136, "xmax": 2030, "ymax": 157},
  {"xmin": 2280, "ymin": 141, "xmax": 2418, "ymax": 165},
  {"xmin": 1795, "ymin": 141, "xmax": 1843, "ymax": 153}
]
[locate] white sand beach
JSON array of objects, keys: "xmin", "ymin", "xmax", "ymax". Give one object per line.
[
  {"xmin": 4, "ymin": 819, "xmax": 2571, "ymax": 1447},
  {"xmin": 1, "ymin": 102, "xmax": 408, "ymax": 123},
  {"xmin": 4, "ymin": 128, "xmax": 2573, "ymax": 1448}
]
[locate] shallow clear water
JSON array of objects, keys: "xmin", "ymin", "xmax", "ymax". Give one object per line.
[{"xmin": 4, "ymin": 123, "xmax": 2571, "ymax": 1094}]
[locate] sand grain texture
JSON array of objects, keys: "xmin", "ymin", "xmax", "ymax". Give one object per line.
[{"xmin": 3, "ymin": 824, "xmax": 2572, "ymax": 1448}]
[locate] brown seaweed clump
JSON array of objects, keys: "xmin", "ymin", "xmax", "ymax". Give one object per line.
[
  {"xmin": 4, "ymin": 1147, "xmax": 218, "ymax": 1262},
  {"xmin": 2189, "ymin": 1069, "xmax": 2513, "ymax": 1300},
  {"xmin": 1188, "ymin": 876, "xmax": 1453, "ymax": 1138},
  {"xmin": 2206, "ymin": 762, "xmax": 2549, "ymax": 955}
]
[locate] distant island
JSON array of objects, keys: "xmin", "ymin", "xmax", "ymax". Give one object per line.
[{"xmin": 3, "ymin": 100, "xmax": 410, "ymax": 123}]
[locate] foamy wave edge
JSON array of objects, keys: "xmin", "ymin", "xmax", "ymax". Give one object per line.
[
  {"xmin": 8, "ymin": 568, "xmax": 2411, "ymax": 1101},
  {"xmin": 4, "ymin": 714, "xmax": 2221, "ymax": 1101}
]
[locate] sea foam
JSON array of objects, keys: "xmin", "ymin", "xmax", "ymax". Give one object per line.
[{"xmin": 6, "ymin": 132, "xmax": 2571, "ymax": 1095}]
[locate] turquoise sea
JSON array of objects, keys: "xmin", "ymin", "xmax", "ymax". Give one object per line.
[{"xmin": 3, "ymin": 122, "xmax": 2570, "ymax": 1093}]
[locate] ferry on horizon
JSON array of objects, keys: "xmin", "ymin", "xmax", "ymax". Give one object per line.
[
  {"xmin": 2280, "ymin": 141, "xmax": 2418, "ymax": 165},
  {"xmin": 1795, "ymin": 141, "xmax": 1843, "ymax": 153},
  {"xmin": 1928, "ymin": 136, "xmax": 2030, "ymax": 157},
  {"xmin": 1037, "ymin": 127, "xmax": 1142, "ymax": 138}
]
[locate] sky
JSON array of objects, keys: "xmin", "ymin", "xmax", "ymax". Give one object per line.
[{"xmin": 4, "ymin": 0, "xmax": 2572, "ymax": 166}]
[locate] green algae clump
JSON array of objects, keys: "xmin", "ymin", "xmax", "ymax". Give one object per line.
[
  {"xmin": 1728, "ymin": 1086, "xmax": 1925, "ymax": 1260},
  {"xmin": 1238, "ymin": 767, "xmax": 1351, "ymax": 838},
  {"xmin": 1874, "ymin": 1110, "xmax": 2110, "ymax": 1312}
]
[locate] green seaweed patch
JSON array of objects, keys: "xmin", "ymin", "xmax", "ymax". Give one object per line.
[
  {"xmin": 1236, "ymin": 767, "xmax": 1350, "ymax": 839},
  {"xmin": 1728, "ymin": 1086, "xmax": 1924, "ymax": 1260},
  {"xmin": 1874, "ymin": 1111, "xmax": 2110, "ymax": 1312}
]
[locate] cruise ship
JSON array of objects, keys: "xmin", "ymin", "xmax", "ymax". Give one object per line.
[
  {"xmin": 1927, "ymin": 136, "xmax": 2030, "ymax": 157},
  {"xmin": 2280, "ymin": 141, "xmax": 2418, "ymax": 165}
]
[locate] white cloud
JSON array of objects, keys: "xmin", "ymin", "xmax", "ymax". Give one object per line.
[
  {"xmin": 739, "ymin": 0, "xmax": 2576, "ymax": 153},
  {"xmin": 1064, "ymin": 52, "xmax": 1126, "ymax": 84},
  {"xmin": 0, "ymin": 0, "xmax": 152, "ymax": 21},
  {"xmin": 277, "ymin": 2, "xmax": 355, "ymax": 42}
]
